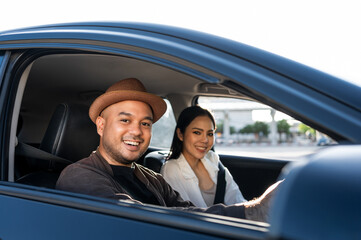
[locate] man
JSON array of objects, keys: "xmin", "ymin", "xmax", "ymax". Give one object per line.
[{"xmin": 56, "ymin": 78, "xmax": 281, "ymax": 222}]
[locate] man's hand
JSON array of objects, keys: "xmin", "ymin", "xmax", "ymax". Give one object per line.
[{"xmin": 243, "ymin": 180, "xmax": 284, "ymax": 222}]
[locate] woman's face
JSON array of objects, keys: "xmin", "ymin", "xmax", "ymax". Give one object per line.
[{"xmin": 177, "ymin": 115, "xmax": 215, "ymax": 162}]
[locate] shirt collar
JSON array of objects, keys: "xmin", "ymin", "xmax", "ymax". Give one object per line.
[{"xmin": 177, "ymin": 152, "xmax": 219, "ymax": 180}]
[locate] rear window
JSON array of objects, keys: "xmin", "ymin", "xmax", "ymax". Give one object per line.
[
  {"xmin": 198, "ymin": 97, "xmax": 336, "ymax": 160},
  {"xmin": 150, "ymin": 99, "xmax": 176, "ymax": 148}
]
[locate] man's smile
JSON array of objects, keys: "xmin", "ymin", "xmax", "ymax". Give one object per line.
[{"xmin": 124, "ymin": 140, "xmax": 140, "ymax": 146}]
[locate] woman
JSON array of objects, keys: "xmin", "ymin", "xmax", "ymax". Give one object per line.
[{"xmin": 161, "ymin": 106, "xmax": 246, "ymax": 207}]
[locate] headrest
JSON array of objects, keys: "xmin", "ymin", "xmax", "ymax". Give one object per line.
[
  {"xmin": 143, "ymin": 151, "xmax": 168, "ymax": 173},
  {"xmin": 40, "ymin": 103, "xmax": 99, "ymax": 162}
]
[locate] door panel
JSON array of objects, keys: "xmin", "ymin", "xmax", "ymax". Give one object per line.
[
  {"xmin": 0, "ymin": 182, "xmax": 268, "ymax": 240},
  {"xmin": 219, "ymin": 154, "xmax": 288, "ymax": 200},
  {"xmin": 0, "ymin": 192, "xmax": 222, "ymax": 240}
]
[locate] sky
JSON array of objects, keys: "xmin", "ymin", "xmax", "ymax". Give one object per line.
[{"xmin": 1, "ymin": 0, "xmax": 360, "ymax": 87}]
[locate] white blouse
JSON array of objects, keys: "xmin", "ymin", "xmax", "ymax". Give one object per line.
[{"xmin": 161, "ymin": 151, "xmax": 246, "ymax": 207}]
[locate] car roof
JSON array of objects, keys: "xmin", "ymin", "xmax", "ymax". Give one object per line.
[
  {"xmin": 2, "ymin": 22, "xmax": 361, "ymax": 143},
  {"xmin": 1, "ymin": 21, "xmax": 360, "ymax": 112}
]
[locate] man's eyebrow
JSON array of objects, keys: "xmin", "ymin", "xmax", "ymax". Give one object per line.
[
  {"xmin": 118, "ymin": 112, "xmax": 154, "ymax": 122},
  {"xmin": 144, "ymin": 116, "xmax": 154, "ymax": 122},
  {"xmin": 118, "ymin": 112, "xmax": 132, "ymax": 117}
]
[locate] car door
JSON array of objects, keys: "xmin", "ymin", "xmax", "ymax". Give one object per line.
[{"xmin": 3, "ymin": 182, "xmax": 262, "ymax": 240}]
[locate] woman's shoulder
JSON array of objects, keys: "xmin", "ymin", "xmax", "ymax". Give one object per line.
[
  {"xmin": 162, "ymin": 158, "xmax": 178, "ymax": 168},
  {"xmin": 161, "ymin": 158, "xmax": 179, "ymax": 174},
  {"xmin": 164, "ymin": 153, "xmax": 187, "ymax": 166}
]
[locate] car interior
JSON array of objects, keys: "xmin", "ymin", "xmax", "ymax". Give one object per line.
[{"xmin": 10, "ymin": 51, "xmax": 290, "ymax": 203}]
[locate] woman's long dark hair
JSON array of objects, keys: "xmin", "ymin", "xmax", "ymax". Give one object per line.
[{"xmin": 167, "ymin": 106, "xmax": 216, "ymax": 160}]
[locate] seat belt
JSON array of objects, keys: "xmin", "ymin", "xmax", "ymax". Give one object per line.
[{"xmin": 214, "ymin": 161, "xmax": 226, "ymax": 204}]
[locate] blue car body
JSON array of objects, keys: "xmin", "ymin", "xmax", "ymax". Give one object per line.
[{"xmin": 0, "ymin": 22, "xmax": 361, "ymax": 239}]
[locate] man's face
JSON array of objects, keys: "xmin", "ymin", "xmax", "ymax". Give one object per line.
[{"xmin": 96, "ymin": 100, "xmax": 153, "ymax": 166}]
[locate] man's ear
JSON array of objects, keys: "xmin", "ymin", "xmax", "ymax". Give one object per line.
[
  {"xmin": 96, "ymin": 116, "xmax": 105, "ymax": 137},
  {"xmin": 176, "ymin": 128, "xmax": 183, "ymax": 141}
]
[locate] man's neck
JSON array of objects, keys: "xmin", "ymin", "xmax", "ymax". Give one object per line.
[{"xmin": 98, "ymin": 146, "xmax": 133, "ymax": 167}]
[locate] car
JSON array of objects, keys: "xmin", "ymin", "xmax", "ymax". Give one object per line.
[{"xmin": 1, "ymin": 22, "xmax": 361, "ymax": 239}]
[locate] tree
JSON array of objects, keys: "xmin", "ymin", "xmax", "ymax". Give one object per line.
[
  {"xmin": 299, "ymin": 123, "xmax": 314, "ymax": 134},
  {"xmin": 298, "ymin": 123, "xmax": 316, "ymax": 140},
  {"xmin": 239, "ymin": 122, "xmax": 269, "ymax": 136},
  {"xmin": 277, "ymin": 119, "xmax": 291, "ymax": 142},
  {"xmin": 253, "ymin": 121, "xmax": 270, "ymax": 137},
  {"xmin": 239, "ymin": 124, "xmax": 254, "ymax": 134},
  {"xmin": 239, "ymin": 122, "xmax": 269, "ymax": 142},
  {"xmin": 216, "ymin": 122, "xmax": 223, "ymax": 134},
  {"xmin": 277, "ymin": 119, "xmax": 290, "ymax": 134}
]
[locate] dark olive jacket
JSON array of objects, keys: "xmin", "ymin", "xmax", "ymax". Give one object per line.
[{"xmin": 56, "ymin": 150, "xmax": 245, "ymax": 218}]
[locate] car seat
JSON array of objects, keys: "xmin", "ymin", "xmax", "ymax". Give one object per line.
[
  {"xmin": 143, "ymin": 151, "xmax": 168, "ymax": 173},
  {"xmin": 16, "ymin": 103, "xmax": 99, "ymax": 188}
]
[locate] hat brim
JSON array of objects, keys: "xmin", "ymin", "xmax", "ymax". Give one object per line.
[{"xmin": 89, "ymin": 90, "xmax": 167, "ymax": 123}]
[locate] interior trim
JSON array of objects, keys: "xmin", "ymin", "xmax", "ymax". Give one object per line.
[{"xmin": 8, "ymin": 62, "xmax": 33, "ymax": 181}]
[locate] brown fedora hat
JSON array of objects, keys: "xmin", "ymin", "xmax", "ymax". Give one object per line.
[{"xmin": 89, "ymin": 78, "xmax": 167, "ymax": 123}]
